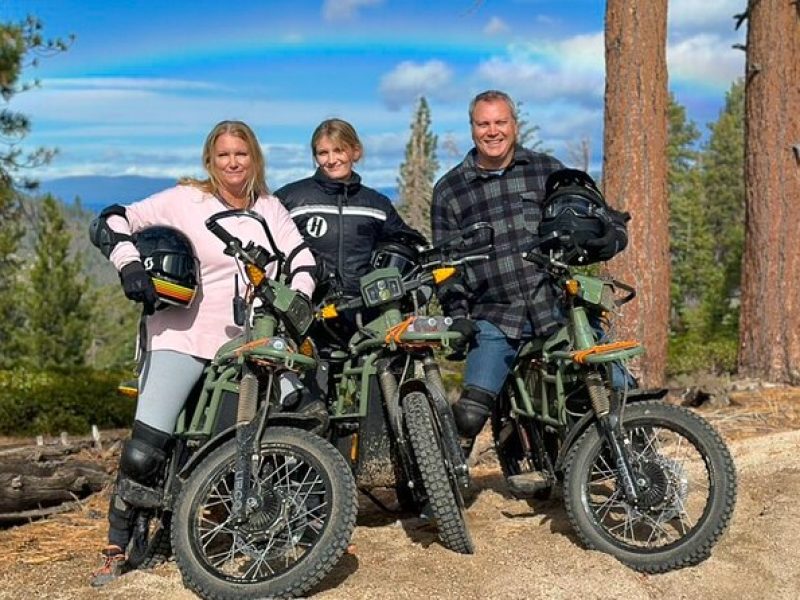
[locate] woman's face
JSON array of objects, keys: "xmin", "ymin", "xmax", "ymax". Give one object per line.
[
  {"xmin": 314, "ymin": 134, "xmax": 361, "ymax": 181},
  {"xmin": 212, "ymin": 132, "xmax": 253, "ymax": 195}
]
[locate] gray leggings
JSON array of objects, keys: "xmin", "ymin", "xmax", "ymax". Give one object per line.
[{"xmin": 135, "ymin": 350, "xmax": 207, "ymax": 434}]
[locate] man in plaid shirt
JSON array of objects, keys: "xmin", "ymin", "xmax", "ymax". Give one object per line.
[{"xmin": 431, "ymin": 90, "xmax": 566, "ymax": 481}]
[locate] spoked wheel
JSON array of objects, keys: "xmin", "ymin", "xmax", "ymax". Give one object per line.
[
  {"xmin": 172, "ymin": 427, "xmax": 358, "ymax": 599},
  {"xmin": 563, "ymin": 401, "xmax": 737, "ymax": 572},
  {"xmin": 402, "ymin": 392, "xmax": 474, "ymax": 554},
  {"xmin": 126, "ymin": 507, "xmax": 172, "ymax": 569}
]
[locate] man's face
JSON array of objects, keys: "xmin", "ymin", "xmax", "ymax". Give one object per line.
[{"xmin": 470, "ymin": 99, "xmax": 518, "ymax": 169}]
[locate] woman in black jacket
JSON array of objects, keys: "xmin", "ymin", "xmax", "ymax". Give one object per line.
[{"xmin": 275, "ymin": 118, "xmax": 424, "ymax": 303}]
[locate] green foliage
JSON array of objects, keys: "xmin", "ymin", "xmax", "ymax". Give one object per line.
[
  {"xmin": 666, "ymin": 331, "xmax": 738, "ymax": 377},
  {"xmin": 87, "ymin": 283, "xmax": 140, "ymax": 369},
  {"xmin": 667, "ymin": 84, "xmax": 744, "ymax": 353},
  {"xmin": 397, "ymin": 96, "xmax": 438, "ymax": 240},
  {"xmin": 0, "ymin": 183, "xmax": 26, "ymax": 367},
  {"xmin": 25, "ymin": 196, "xmax": 93, "ymax": 367},
  {"xmin": 0, "ymin": 368, "xmax": 135, "ymax": 435},
  {"xmin": 699, "ymin": 79, "xmax": 745, "ymax": 331}
]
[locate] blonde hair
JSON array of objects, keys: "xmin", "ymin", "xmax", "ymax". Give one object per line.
[
  {"xmin": 179, "ymin": 120, "xmax": 269, "ymax": 199},
  {"xmin": 310, "ymin": 118, "xmax": 363, "ymax": 161}
]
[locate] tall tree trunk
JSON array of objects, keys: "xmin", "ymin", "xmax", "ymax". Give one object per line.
[
  {"xmin": 738, "ymin": 0, "xmax": 800, "ymax": 383},
  {"xmin": 602, "ymin": 0, "xmax": 670, "ymax": 387}
]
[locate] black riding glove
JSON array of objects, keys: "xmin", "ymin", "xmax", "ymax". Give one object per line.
[
  {"xmin": 120, "ymin": 261, "xmax": 158, "ymax": 315},
  {"xmin": 583, "ymin": 209, "xmax": 629, "ymax": 261},
  {"xmin": 447, "ymin": 317, "xmax": 478, "ymax": 359}
]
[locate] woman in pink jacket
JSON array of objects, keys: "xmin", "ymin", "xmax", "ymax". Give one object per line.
[{"xmin": 88, "ymin": 120, "xmax": 315, "ymax": 586}]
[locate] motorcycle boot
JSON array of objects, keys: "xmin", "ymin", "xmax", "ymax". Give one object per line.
[
  {"xmin": 452, "ymin": 387, "xmax": 494, "ymax": 459},
  {"xmin": 90, "ymin": 545, "xmax": 126, "ymax": 587}
]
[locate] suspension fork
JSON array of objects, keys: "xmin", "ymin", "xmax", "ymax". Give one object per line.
[
  {"xmin": 422, "ymin": 354, "xmax": 469, "ymax": 484},
  {"xmin": 585, "ymin": 368, "xmax": 639, "ymax": 503},
  {"xmin": 231, "ymin": 364, "xmax": 273, "ymax": 522}
]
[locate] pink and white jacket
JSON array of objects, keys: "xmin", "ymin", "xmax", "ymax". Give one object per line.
[{"xmin": 107, "ymin": 185, "xmax": 316, "ymax": 360}]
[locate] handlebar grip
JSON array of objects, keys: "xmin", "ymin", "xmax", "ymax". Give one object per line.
[{"xmin": 205, "ymin": 217, "xmax": 238, "ymax": 249}]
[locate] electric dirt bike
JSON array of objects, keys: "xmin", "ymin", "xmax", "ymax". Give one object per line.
[
  {"xmin": 312, "ymin": 222, "xmax": 494, "ymax": 555},
  {"xmin": 119, "ymin": 210, "xmax": 358, "ymax": 599},
  {"xmin": 492, "ymin": 235, "xmax": 737, "ymax": 573}
]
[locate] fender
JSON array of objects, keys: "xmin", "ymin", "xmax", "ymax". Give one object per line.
[
  {"xmin": 553, "ymin": 387, "xmax": 668, "ymax": 472},
  {"xmin": 177, "ymin": 411, "xmax": 327, "ymax": 480}
]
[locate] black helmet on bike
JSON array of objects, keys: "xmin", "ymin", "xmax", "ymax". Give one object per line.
[
  {"xmin": 538, "ymin": 168, "xmax": 627, "ymax": 265},
  {"xmin": 134, "ymin": 226, "xmax": 199, "ymax": 309},
  {"xmin": 370, "ymin": 230, "xmax": 427, "ymax": 278}
]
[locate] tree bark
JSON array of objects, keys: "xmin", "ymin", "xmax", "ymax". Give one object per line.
[
  {"xmin": 738, "ymin": 0, "xmax": 800, "ymax": 383},
  {"xmin": 602, "ymin": 0, "xmax": 670, "ymax": 387}
]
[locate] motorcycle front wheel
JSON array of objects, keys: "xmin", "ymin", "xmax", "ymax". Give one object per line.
[
  {"xmin": 172, "ymin": 427, "xmax": 358, "ymax": 599},
  {"xmin": 563, "ymin": 401, "xmax": 737, "ymax": 573},
  {"xmin": 402, "ymin": 391, "xmax": 474, "ymax": 554}
]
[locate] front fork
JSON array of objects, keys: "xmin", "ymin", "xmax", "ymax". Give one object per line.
[
  {"xmin": 232, "ymin": 364, "xmax": 273, "ymax": 523},
  {"xmin": 586, "ymin": 367, "xmax": 640, "ymax": 503}
]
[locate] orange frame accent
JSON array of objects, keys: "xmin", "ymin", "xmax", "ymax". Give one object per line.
[{"xmin": 571, "ymin": 340, "xmax": 640, "ymax": 364}]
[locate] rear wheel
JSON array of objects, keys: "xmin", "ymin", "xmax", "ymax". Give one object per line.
[{"xmin": 403, "ymin": 392, "xmax": 474, "ymax": 554}]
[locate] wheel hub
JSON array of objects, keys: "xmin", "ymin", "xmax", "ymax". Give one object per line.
[{"xmin": 633, "ymin": 460, "xmax": 670, "ymax": 509}]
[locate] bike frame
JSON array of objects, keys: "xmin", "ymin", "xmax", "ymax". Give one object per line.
[{"xmin": 502, "ymin": 264, "xmax": 651, "ymax": 500}]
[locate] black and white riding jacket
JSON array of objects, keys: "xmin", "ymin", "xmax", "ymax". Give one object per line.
[{"xmin": 275, "ymin": 168, "xmax": 422, "ymax": 298}]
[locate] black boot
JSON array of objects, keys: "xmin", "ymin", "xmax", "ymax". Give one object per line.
[{"xmin": 451, "ymin": 387, "xmax": 494, "ymax": 459}]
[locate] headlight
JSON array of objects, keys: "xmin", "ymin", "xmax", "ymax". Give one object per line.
[{"xmin": 362, "ymin": 275, "xmax": 404, "ymax": 307}]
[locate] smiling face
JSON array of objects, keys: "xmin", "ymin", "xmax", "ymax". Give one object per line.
[
  {"xmin": 470, "ymin": 98, "xmax": 519, "ymax": 170},
  {"xmin": 314, "ymin": 134, "xmax": 362, "ymax": 181},
  {"xmin": 212, "ymin": 132, "xmax": 253, "ymax": 200}
]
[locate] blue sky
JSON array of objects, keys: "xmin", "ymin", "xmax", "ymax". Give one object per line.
[{"xmin": 3, "ymin": 0, "xmax": 745, "ymax": 190}]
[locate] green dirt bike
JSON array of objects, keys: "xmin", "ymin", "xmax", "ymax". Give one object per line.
[
  {"xmin": 492, "ymin": 236, "xmax": 737, "ymax": 573},
  {"xmin": 121, "ymin": 210, "xmax": 358, "ymax": 599},
  {"xmin": 312, "ymin": 222, "xmax": 494, "ymax": 555}
]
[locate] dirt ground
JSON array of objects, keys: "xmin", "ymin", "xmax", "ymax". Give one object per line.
[{"xmin": 1, "ymin": 387, "xmax": 799, "ymax": 600}]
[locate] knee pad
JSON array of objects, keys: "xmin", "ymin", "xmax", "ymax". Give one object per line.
[
  {"xmin": 119, "ymin": 420, "xmax": 171, "ymax": 485},
  {"xmin": 452, "ymin": 387, "xmax": 495, "ymax": 439}
]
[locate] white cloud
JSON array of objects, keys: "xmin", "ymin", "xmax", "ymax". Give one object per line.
[
  {"xmin": 379, "ymin": 60, "xmax": 456, "ymax": 110},
  {"xmin": 484, "ymin": 16, "xmax": 510, "ymax": 36},
  {"xmin": 667, "ymin": 33, "xmax": 745, "ymax": 88},
  {"xmin": 475, "ymin": 33, "xmax": 605, "ymax": 105},
  {"xmin": 322, "ymin": 0, "xmax": 383, "ymax": 22},
  {"xmin": 669, "ymin": 0, "xmax": 742, "ymax": 32}
]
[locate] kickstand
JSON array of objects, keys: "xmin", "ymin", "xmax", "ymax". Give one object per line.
[{"xmin": 360, "ymin": 487, "xmax": 405, "ymax": 515}]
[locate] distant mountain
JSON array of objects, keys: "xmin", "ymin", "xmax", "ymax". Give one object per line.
[
  {"xmin": 39, "ymin": 175, "xmax": 177, "ymax": 212},
  {"xmin": 40, "ymin": 175, "xmax": 400, "ymax": 212}
]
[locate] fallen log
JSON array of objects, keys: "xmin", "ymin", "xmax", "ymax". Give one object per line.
[{"xmin": 0, "ymin": 458, "xmax": 110, "ymax": 515}]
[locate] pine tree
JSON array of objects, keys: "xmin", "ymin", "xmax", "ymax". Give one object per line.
[
  {"xmin": 516, "ymin": 101, "xmax": 550, "ymax": 153},
  {"xmin": 738, "ymin": 0, "xmax": 800, "ymax": 383},
  {"xmin": 667, "ymin": 94, "xmax": 715, "ymax": 332},
  {"xmin": 0, "ymin": 180, "xmax": 25, "ymax": 367},
  {"xmin": 701, "ymin": 79, "xmax": 745, "ymax": 334},
  {"xmin": 0, "ymin": 17, "xmax": 72, "ymax": 367},
  {"xmin": 397, "ymin": 96, "xmax": 438, "ymax": 240},
  {"xmin": 26, "ymin": 196, "xmax": 93, "ymax": 367},
  {"xmin": 602, "ymin": 0, "xmax": 670, "ymax": 386}
]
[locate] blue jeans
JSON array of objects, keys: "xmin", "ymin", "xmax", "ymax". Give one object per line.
[
  {"xmin": 463, "ymin": 320, "xmax": 530, "ymax": 396},
  {"xmin": 462, "ymin": 318, "xmax": 635, "ymax": 397}
]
